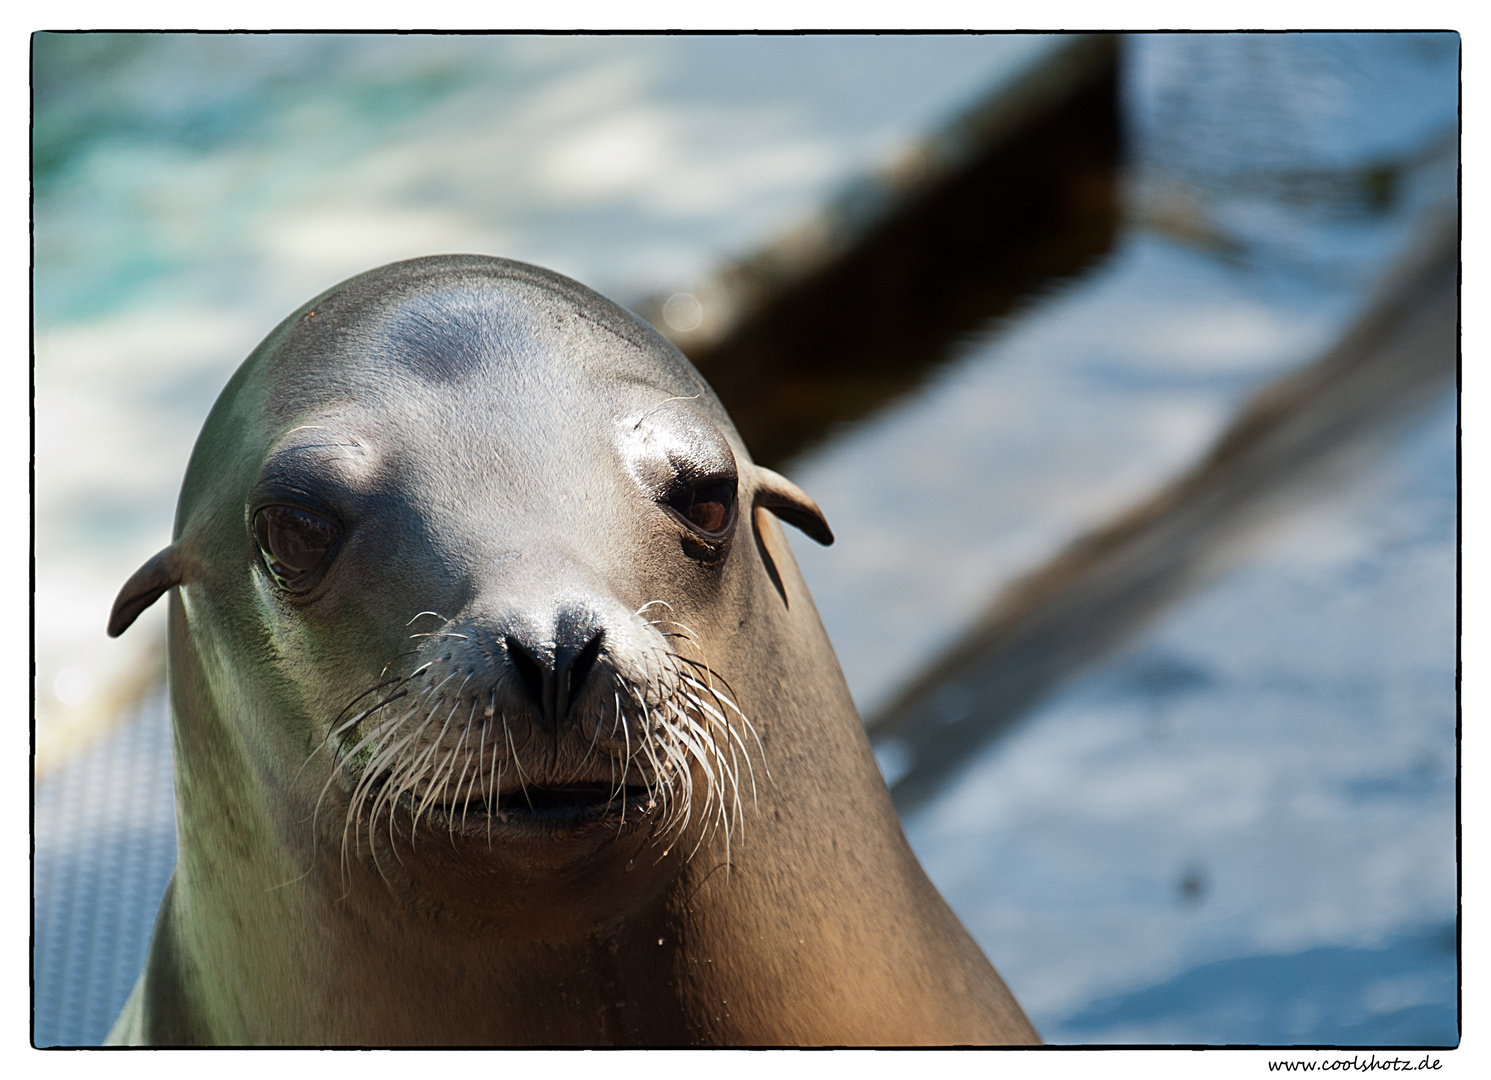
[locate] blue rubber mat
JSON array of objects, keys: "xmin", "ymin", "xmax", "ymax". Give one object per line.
[{"xmin": 33, "ymin": 688, "xmax": 176, "ymax": 1048}]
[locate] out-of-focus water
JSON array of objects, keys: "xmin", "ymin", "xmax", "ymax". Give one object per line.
[
  {"xmin": 32, "ymin": 32, "xmax": 1458, "ymax": 1047},
  {"xmin": 901, "ymin": 394, "xmax": 1457, "ymax": 1044},
  {"xmin": 789, "ymin": 33, "xmax": 1458, "ymax": 720},
  {"xmin": 34, "ymin": 33, "xmax": 1065, "ymax": 326}
]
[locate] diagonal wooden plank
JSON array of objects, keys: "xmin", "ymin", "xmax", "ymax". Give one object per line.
[
  {"xmin": 647, "ymin": 35, "xmax": 1124, "ymax": 469},
  {"xmin": 868, "ymin": 211, "xmax": 1459, "ymax": 812}
]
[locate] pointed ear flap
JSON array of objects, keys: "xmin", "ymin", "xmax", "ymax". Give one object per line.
[
  {"xmin": 108, "ymin": 545, "xmax": 188, "ymax": 638},
  {"xmin": 752, "ymin": 468, "xmax": 833, "ymax": 546}
]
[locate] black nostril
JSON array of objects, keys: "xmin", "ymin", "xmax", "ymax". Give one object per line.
[
  {"xmin": 564, "ymin": 629, "xmax": 605, "ymax": 700},
  {"xmin": 505, "ymin": 634, "xmax": 547, "ymax": 711},
  {"xmin": 503, "ymin": 616, "xmax": 605, "ymax": 726}
]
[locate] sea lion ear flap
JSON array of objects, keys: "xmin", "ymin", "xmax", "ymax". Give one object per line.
[
  {"xmin": 752, "ymin": 468, "xmax": 834, "ymax": 546},
  {"xmin": 108, "ymin": 545, "xmax": 188, "ymax": 638}
]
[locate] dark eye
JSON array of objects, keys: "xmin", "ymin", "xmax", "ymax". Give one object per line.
[
  {"xmin": 254, "ymin": 506, "xmax": 340, "ymax": 590},
  {"xmin": 667, "ymin": 480, "xmax": 736, "ymax": 537}
]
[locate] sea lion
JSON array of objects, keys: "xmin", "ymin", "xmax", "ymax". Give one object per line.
[{"xmin": 104, "ymin": 255, "xmax": 1038, "ymax": 1046}]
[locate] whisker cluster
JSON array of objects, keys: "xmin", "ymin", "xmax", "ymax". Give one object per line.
[{"xmin": 300, "ymin": 605, "xmax": 765, "ymax": 886}]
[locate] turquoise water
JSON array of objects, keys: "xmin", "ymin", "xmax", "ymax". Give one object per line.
[{"xmin": 34, "ymin": 33, "xmax": 1062, "ymax": 326}]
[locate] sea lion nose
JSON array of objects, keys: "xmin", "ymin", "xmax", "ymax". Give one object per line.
[{"xmin": 503, "ymin": 608, "xmax": 606, "ymax": 727}]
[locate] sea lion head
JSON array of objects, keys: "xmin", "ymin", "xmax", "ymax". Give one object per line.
[{"xmin": 109, "ymin": 256, "xmax": 833, "ymax": 933}]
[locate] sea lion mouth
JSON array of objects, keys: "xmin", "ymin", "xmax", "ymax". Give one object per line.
[
  {"xmin": 421, "ymin": 782, "xmax": 657, "ymax": 833},
  {"xmin": 330, "ymin": 646, "xmax": 764, "ymax": 856}
]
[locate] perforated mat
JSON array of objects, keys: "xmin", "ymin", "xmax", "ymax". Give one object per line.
[{"xmin": 33, "ymin": 688, "xmax": 176, "ymax": 1047}]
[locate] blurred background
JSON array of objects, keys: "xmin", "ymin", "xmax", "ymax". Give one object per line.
[{"xmin": 32, "ymin": 32, "xmax": 1459, "ymax": 1046}]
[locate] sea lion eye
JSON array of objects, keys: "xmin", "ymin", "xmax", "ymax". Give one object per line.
[
  {"xmin": 667, "ymin": 480, "xmax": 736, "ymax": 537},
  {"xmin": 254, "ymin": 505, "xmax": 340, "ymax": 590}
]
